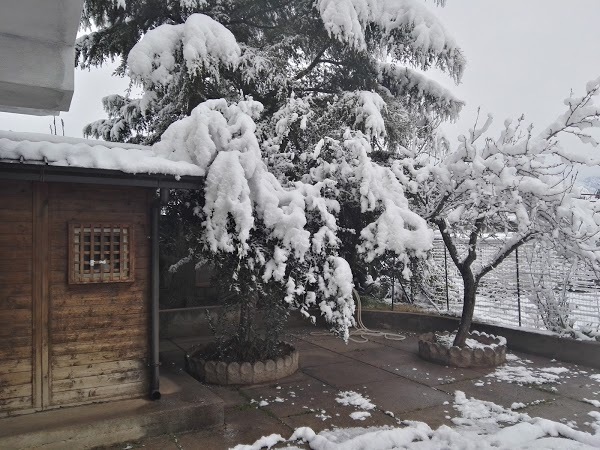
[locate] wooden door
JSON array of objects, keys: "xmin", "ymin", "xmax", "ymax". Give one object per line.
[
  {"xmin": 0, "ymin": 181, "xmax": 48, "ymax": 416},
  {"xmin": 0, "ymin": 181, "xmax": 151, "ymax": 415}
]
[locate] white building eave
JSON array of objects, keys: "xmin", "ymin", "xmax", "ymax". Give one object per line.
[{"xmin": 0, "ymin": 0, "xmax": 85, "ymax": 116}]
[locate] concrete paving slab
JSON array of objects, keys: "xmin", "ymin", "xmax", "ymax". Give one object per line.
[
  {"xmin": 298, "ymin": 345, "xmax": 354, "ymax": 368},
  {"xmin": 160, "ymin": 349, "xmax": 187, "ymax": 371},
  {"xmin": 171, "ymin": 335, "xmax": 213, "ymax": 351},
  {"xmin": 243, "ymin": 379, "xmax": 345, "ymax": 419},
  {"xmin": 551, "ymin": 371, "xmax": 600, "ymax": 403},
  {"xmin": 159, "ymin": 339, "xmax": 181, "ymax": 353},
  {"xmin": 370, "ymin": 351, "xmax": 484, "ymax": 387},
  {"xmin": 206, "ymin": 385, "xmax": 248, "ymax": 409},
  {"xmin": 398, "ymin": 403, "xmax": 456, "ymax": 429},
  {"xmin": 524, "ymin": 396, "xmax": 600, "ymax": 434},
  {"xmin": 343, "ymin": 346, "xmax": 417, "ymax": 372},
  {"xmin": 0, "ymin": 368, "xmax": 223, "ymax": 450},
  {"xmin": 102, "ymin": 434, "xmax": 180, "ymax": 449},
  {"xmin": 437, "ymin": 378, "xmax": 555, "ymax": 408},
  {"xmin": 302, "ymin": 360, "xmax": 399, "ymax": 388},
  {"xmin": 354, "ymin": 377, "xmax": 452, "ymax": 415},
  {"xmin": 308, "ymin": 336, "xmax": 387, "ymax": 353},
  {"xmin": 369, "ymin": 333, "xmax": 421, "ymax": 353},
  {"xmin": 281, "ymin": 404, "xmax": 397, "ymax": 433},
  {"xmin": 176, "ymin": 407, "xmax": 292, "ymax": 450}
]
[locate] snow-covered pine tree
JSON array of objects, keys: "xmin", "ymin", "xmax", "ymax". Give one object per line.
[{"xmin": 77, "ymin": 0, "xmax": 465, "ymax": 347}]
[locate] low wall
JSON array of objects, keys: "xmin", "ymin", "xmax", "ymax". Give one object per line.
[
  {"xmin": 361, "ymin": 310, "xmax": 600, "ymax": 369},
  {"xmin": 160, "ymin": 307, "xmax": 315, "ymax": 339},
  {"xmin": 160, "ymin": 307, "xmax": 219, "ymax": 338}
]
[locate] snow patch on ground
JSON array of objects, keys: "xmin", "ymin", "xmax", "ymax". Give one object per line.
[
  {"xmin": 487, "ymin": 363, "xmax": 570, "ymax": 385},
  {"xmin": 335, "ymin": 391, "xmax": 376, "ymax": 410},
  {"xmin": 583, "ymin": 398, "xmax": 600, "ymax": 408},
  {"xmin": 350, "ymin": 411, "xmax": 371, "ymax": 421},
  {"xmin": 238, "ymin": 390, "xmax": 600, "ymax": 449}
]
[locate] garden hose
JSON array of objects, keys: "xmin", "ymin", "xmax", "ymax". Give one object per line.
[{"xmin": 311, "ymin": 289, "xmax": 406, "ymax": 343}]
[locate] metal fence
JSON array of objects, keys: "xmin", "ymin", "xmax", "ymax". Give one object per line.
[{"xmin": 424, "ymin": 238, "xmax": 600, "ymax": 332}]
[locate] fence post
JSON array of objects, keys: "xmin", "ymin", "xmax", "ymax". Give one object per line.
[
  {"xmin": 443, "ymin": 245, "xmax": 450, "ymax": 311},
  {"xmin": 516, "ymin": 248, "xmax": 522, "ymax": 327},
  {"xmin": 391, "ymin": 264, "xmax": 395, "ymax": 311}
]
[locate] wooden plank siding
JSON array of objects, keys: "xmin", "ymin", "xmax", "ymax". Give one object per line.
[
  {"xmin": 47, "ymin": 183, "xmax": 152, "ymax": 407},
  {"xmin": 0, "ymin": 180, "xmax": 153, "ymax": 415},
  {"xmin": 0, "ymin": 181, "xmax": 34, "ymax": 414}
]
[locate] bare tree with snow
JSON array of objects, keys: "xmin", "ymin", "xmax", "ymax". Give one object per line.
[{"xmin": 400, "ymin": 80, "xmax": 600, "ymax": 347}]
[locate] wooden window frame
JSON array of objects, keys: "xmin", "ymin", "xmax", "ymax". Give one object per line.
[{"xmin": 68, "ymin": 222, "xmax": 135, "ymax": 284}]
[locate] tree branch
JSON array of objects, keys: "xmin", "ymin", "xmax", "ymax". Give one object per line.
[
  {"xmin": 294, "ymin": 45, "xmax": 329, "ymax": 80},
  {"xmin": 476, "ymin": 232, "xmax": 536, "ymax": 282},
  {"xmin": 436, "ymin": 219, "xmax": 463, "ymax": 272},
  {"xmin": 464, "ymin": 216, "xmax": 484, "ymax": 267}
]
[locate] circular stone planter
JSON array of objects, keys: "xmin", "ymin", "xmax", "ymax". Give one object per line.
[
  {"xmin": 186, "ymin": 344, "xmax": 299, "ymax": 385},
  {"xmin": 418, "ymin": 330, "xmax": 507, "ymax": 368}
]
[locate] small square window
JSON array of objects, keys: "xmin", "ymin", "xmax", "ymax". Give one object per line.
[{"xmin": 69, "ymin": 223, "xmax": 134, "ymax": 284}]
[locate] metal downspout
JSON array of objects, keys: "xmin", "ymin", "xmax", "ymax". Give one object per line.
[{"xmin": 150, "ymin": 188, "xmax": 168, "ymax": 400}]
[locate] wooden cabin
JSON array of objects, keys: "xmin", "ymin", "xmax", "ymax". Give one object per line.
[{"xmin": 0, "ymin": 131, "xmax": 202, "ymax": 416}]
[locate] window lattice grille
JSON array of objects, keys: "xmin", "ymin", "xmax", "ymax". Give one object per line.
[{"xmin": 69, "ymin": 223, "xmax": 134, "ymax": 284}]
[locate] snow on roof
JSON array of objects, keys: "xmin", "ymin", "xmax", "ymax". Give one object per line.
[{"xmin": 0, "ymin": 130, "xmax": 203, "ymax": 178}]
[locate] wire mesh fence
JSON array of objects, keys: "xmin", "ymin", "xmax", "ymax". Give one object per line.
[{"xmin": 426, "ymin": 238, "xmax": 600, "ymax": 333}]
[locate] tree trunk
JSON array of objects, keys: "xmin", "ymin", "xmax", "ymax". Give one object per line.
[
  {"xmin": 453, "ymin": 271, "xmax": 478, "ymax": 347},
  {"xmin": 238, "ymin": 292, "xmax": 258, "ymax": 345}
]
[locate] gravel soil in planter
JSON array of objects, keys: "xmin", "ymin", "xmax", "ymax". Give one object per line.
[
  {"xmin": 186, "ymin": 342, "xmax": 299, "ymax": 385},
  {"xmin": 418, "ymin": 330, "xmax": 507, "ymax": 368}
]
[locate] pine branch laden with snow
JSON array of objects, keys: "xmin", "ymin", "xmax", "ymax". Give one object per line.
[
  {"xmin": 152, "ymin": 98, "xmax": 359, "ymax": 335},
  {"xmin": 378, "ymin": 63, "xmax": 464, "ymax": 121},
  {"xmin": 127, "ymin": 13, "xmax": 240, "ymax": 91},
  {"xmin": 306, "ymin": 129, "xmax": 434, "ymax": 275},
  {"xmin": 79, "ymin": 0, "xmax": 464, "ymax": 148},
  {"xmin": 317, "ymin": 0, "xmax": 465, "ymax": 81}
]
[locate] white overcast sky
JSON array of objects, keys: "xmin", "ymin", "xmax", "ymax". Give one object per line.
[{"xmin": 2, "ymin": 0, "xmax": 600, "ymax": 177}]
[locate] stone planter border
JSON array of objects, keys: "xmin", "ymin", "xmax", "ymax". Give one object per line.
[
  {"xmin": 359, "ymin": 310, "xmax": 600, "ymax": 369},
  {"xmin": 186, "ymin": 345, "xmax": 299, "ymax": 385},
  {"xmin": 418, "ymin": 330, "xmax": 507, "ymax": 368}
]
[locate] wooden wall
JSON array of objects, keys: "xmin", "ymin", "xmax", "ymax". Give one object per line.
[
  {"xmin": 48, "ymin": 183, "xmax": 151, "ymax": 407},
  {"xmin": 0, "ymin": 181, "xmax": 152, "ymax": 415},
  {"xmin": 0, "ymin": 181, "xmax": 34, "ymax": 414}
]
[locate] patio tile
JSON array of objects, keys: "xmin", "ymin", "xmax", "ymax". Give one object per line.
[
  {"xmin": 308, "ymin": 336, "xmax": 387, "ymax": 353},
  {"xmin": 281, "ymin": 405, "xmax": 397, "ymax": 433},
  {"xmin": 159, "ymin": 339, "xmax": 181, "ymax": 353},
  {"xmin": 170, "ymin": 335, "xmax": 213, "ymax": 351},
  {"xmin": 103, "ymin": 434, "xmax": 180, "ymax": 449},
  {"xmin": 241, "ymin": 374, "xmax": 340, "ymax": 418},
  {"xmin": 550, "ymin": 370, "xmax": 600, "ymax": 403},
  {"xmin": 298, "ymin": 345, "xmax": 354, "ymax": 368},
  {"xmin": 369, "ymin": 333, "xmax": 421, "ymax": 354},
  {"xmin": 437, "ymin": 378, "xmax": 555, "ymax": 408},
  {"xmin": 523, "ymin": 396, "xmax": 600, "ymax": 434},
  {"xmin": 369, "ymin": 352, "xmax": 483, "ymax": 387},
  {"xmin": 176, "ymin": 407, "xmax": 292, "ymax": 450},
  {"xmin": 398, "ymin": 403, "xmax": 456, "ymax": 429},
  {"xmin": 159, "ymin": 350, "xmax": 186, "ymax": 371},
  {"xmin": 302, "ymin": 360, "xmax": 399, "ymax": 388},
  {"xmin": 343, "ymin": 346, "xmax": 416, "ymax": 372},
  {"xmin": 206, "ymin": 385, "xmax": 247, "ymax": 409},
  {"xmin": 354, "ymin": 377, "xmax": 452, "ymax": 415}
]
